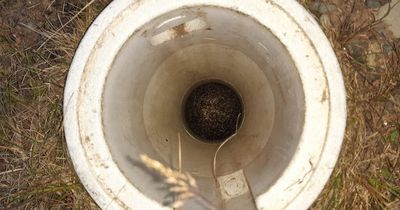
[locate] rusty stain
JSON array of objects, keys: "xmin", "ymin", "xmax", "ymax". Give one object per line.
[
  {"xmin": 85, "ymin": 136, "xmax": 91, "ymax": 144},
  {"xmin": 321, "ymin": 88, "xmax": 328, "ymax": 103},
  {"xmin": 173, "ymin": 23, "xmax": 188, "ymax": 38}
]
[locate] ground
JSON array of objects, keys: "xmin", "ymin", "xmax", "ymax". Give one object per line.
[{"xmin": 0, "ymin": 0, "xmax": 399, "ymax": 209}]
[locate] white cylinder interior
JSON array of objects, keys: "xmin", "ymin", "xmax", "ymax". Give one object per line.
[
  {"xmin": 64, "ymin": 0, "xmax": 347, "ymax": 209},
  {"xmin": 103, "ymin": 6, "xmax": 304, "ymax": 209}
]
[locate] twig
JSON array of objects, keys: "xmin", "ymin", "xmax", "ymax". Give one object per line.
[
  {"xmin": 37, "ymin": 0, "xmax": 97, "ymax": 51},
  {"xmin": 18, "ymin": 23, "xmax": 52, "ymax": 39},
  {"xmin": 343, "ymin": 0, "xmax": 400, "ymax": 43},
  {"xmin": 0, "ymin": 168, "xmax": 23, "ymax": 176}
]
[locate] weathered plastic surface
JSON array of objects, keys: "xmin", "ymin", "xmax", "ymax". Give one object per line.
[{"xmin": 63, "ymin": 0, "xmax": 346, "ymax": 209}]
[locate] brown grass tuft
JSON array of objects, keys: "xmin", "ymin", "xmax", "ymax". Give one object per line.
[
  {"xmin": 0, "ymin": 0, "xmax": 111, "ymax": 208},
  {"xmin": 302, "ymin": 0, "xmax": 400, "ymax": 209}
]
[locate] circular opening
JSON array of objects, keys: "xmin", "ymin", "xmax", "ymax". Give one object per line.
[
  {"xmin": 99, "ymin": 5, "xmax": 305, "ymax": 208},
  {"xmin": 66, "ymin": 1, "xmax": 346, "ymax": 209},
  {"xmin": 183, "ymin": 80, "xmax": 244, "ymax": 143}
]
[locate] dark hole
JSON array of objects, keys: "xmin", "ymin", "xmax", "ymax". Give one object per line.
[{"xmin": 183, "ymin": 81, "xmax": 243, "ymax": 143}]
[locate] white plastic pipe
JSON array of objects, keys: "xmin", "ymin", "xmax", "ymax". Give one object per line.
[{"xmin": 63, "ymin": 0, "xmax": 346, "ymax": 209}]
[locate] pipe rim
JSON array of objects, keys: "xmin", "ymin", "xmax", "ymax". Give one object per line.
[{"xmin": 63, "ymin": 0, "xmax": 346, "ymax": 209}]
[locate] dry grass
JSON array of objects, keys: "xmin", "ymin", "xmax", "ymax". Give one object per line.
[
  {"xmin": 0, "ymin": 0, "xmax": 111, "ymax": 209},
  {"xmin": 140, "ymin": 154, "xmax": 216, "ymax": 210},
  {"xmin": 0, "ymin": 0, "xmax": 399, "ymax": 209},
  {"xmin": 303, "ymin": 0, "xmax": 400, "ymax": 209}
]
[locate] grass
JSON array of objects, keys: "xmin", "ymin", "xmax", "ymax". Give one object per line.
[
  {"xmin": 0, "ymin": 0, "xmax": 110, "ymax": 208},
  {"xmin": 139, "ymin": 154, "xmax": 216, "ymax": 210},
  {"xmin": 304, "ymin": 0, "xmax": 400, "ymax": 209},
  {"xmin": 0, "ymin": 0, "xmax": 399, "ymax": 209}
]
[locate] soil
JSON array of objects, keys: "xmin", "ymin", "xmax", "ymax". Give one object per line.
[
  {"xmin": 0, "ymin": 0, "xmax": 81, "ymax": 50},
  {"xmin": 184, "ymin": 82, "xmax": 243, "ymax": 142}
]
